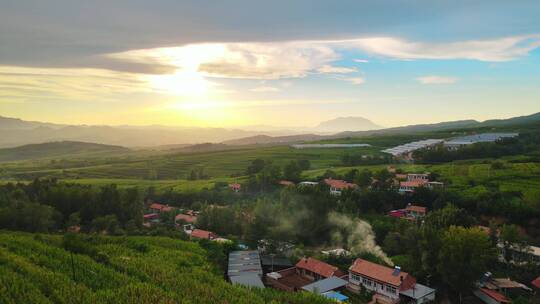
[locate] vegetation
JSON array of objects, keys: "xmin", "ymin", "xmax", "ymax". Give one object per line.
[{"xmin": 0, "ymin": 231, "xmax": 335, "ymax": 303}]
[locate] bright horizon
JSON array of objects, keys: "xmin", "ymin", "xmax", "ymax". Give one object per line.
[{"xmin": 1, "ymin": 1, "xmax": 539, "ymax": 128}]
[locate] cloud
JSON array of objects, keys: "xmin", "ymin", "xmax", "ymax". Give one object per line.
[
  {"xmin": 111, "ymin": 42, "xmax": 339, "ymax": 79},
  {"xmin": 353, "ymin": 59, "xmax": 369, "ymax": 63},
  {"xmin": 317, "ymin": 65, "xmax": 357, "ymax": 73},
  {"xmin": 345, "ymin": 77, "xmax": 365, "ymax": 85},
  {"xmin": 346, "ymin": 35, "xmax": 540, "ymax": 62},
  {"xmin": 416, "ymin": 75, "xmax": 458, "ymax": 84},
  {"xmin": 250, "ymin": 86, "xmax": 281, "ymax": 92}
]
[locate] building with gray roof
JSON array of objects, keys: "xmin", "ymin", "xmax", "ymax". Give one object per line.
[
  {"xmin": 301, "ymin": 276, "xmax": 348, "ymax": 294},
  {"xmin": 228, "ymin": 250, "xmax": 265, "ymax": 289}
]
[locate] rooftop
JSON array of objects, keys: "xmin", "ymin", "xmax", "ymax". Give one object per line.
[
  {"xmin": 190, "ymin": 229, "xmax": 216, "ymax": 240},
  {"xmin": 400, "ymin": 283, "xmax": 436, "ymax": 299},
  {"xmin": 228, "ymin": 251, "xmax": 263, "ymax": 277},
  {"xmin": 296, "ymin": 257, "xmax": 345, "ymax": 278},
  {"xmin": 229, "ymin": 273, "xmax": 265, "ymax": 288},
  {"xmin": 324, "ymin": 179, "xmax": 358, "ymax": 190},
  {"xmin": 349, "ymin": 259, "xmax": 415, "ymax": 289},
  {"xmin": 400, "ymin": 180, "xmax": 428, "ymax": 188},
  {"xmin": 175, "ymin": 213, "xmax": 197, "ymax": 223},
  {"xmin": 405, "ymin": 205, "xmax": 427, "ymax": 213},
  {"xmin": 301, "ymin": 276, "xmax": 348, "ymax": 294}
]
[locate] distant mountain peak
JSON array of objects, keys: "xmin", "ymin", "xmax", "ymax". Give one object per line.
[{"xmin": 315, "ymin": 116, "xmax": 382, "ymax": 132}]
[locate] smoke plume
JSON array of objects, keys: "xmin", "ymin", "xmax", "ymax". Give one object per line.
[{"xmin": 328, "ymin": 212, "xmax": 393, "ymax": 266}]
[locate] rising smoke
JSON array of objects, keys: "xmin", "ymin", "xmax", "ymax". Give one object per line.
[{"xmin": 328, "ymin": 212, "xmax": 393, "ymax": 266}]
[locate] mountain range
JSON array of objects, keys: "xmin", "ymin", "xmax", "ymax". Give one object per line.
[{"xmin": 1, "ymin": 112, "xmax": 539, "ymax": 148}]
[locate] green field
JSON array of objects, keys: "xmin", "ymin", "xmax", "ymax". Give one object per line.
[
  {"xmin": 0, "ymin": 145, "xmax": 381, "ymax": 180},
  {"xmin": 0, "ymin": 231, "xmax": 335, "ymax": 304}
]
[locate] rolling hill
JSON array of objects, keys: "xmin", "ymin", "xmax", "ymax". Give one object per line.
[{"xmin": 0, "ymin": 141, "xmax": 130, "ymax": 162}]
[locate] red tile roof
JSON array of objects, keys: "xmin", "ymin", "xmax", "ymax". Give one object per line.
[
  {"xmin": 532, "ymin": 276, "xmax": 540, "ymax": 289},
  {"xmin": 175, "ymin": 213, "xmax": 197, "ymax": 223},
  {"xmin": 324, "ymin": 179, "xmax": 358, "ymax": 190},
  {"xmin": 349, "ymin": 259, "xmax": 416, "ymax": 289},
  {"xmin": 191, "ymin": 229, "xmax": 217, "ymax": 240},
  {"xmin": 279, "ymin": 180, "xmax": 295, "ymax": 186},
  {"xmin": 143, "ymin": 213, "xmax": 160, "ymax": 219},
  {"xmin": 149, "ymin": 203, "xmax": 174, "ymax": 212},
  {"xmin": 400, "ymin": 180, "xmax": 428, "ymax": 188},
  {"xmin": 150, "ymin": 203, "xmax": 165, "ymax": 210},
  {"xmin": 479, "ymin": 288, "xmax": 510, "ymax": 303},
  {"xmin": 295, "ymin": 257, "xmax": 345, "ymax": 278},
  {"xmin": 229, "ymin": 183, "xmax": 241, "ymax": 190},
  {"xmin": 405, "ymin": 205, "xmax": 426, "ymax": 213}
]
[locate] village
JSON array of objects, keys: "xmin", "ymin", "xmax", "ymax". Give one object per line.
[{"xmin": 141, "ymin": 161, "xmax": 540, "ymax": 304}]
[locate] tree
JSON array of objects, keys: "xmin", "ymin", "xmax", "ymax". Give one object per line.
[
  {"xmin": 298, "ymin": 159, "xmax": 311, "ymax": 171},
  {"xmin": 247, "ymin": 158, "xmax": 266, "ymax": 175},
  {"xmin": 65, "ymin": 212, "xmax": 81, "ymax": 228},
  {"xmin": 499, "ymin": 224, "xmax": 529, "ymax": 264},
  {"xmin": 283, "ymin": 160, "xmax": 302, "ymax": 182},
  {"xmin": 255, "ymin": 162, "xmax": 281, "ymax": 190},
  {"xmin": 354, "ymin": 169, "xmax": 373, "ymax": 188},
  {"xmin": 438, "ymin": 226, "xmax": 496, "ymax": 303}
]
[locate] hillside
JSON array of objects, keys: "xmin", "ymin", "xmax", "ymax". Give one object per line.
[
  {"xmin": 315, "ymin": 116, "xmax": 382, "ymax": 132},
  {"xmin": 223, "ymin": 112, "xmax": 540, "ymax": 146},
  {"xmin": 0, "ymin": 232, "xmax": 333, "ymax": 304},
  {"xmin": 0, "ymin": 141, "xmax": 130, "ymax": 162}
]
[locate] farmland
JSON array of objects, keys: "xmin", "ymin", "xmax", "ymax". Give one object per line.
[{"xmin": 0, "ymin": 231, "xmax": 334, "ymax": 304}]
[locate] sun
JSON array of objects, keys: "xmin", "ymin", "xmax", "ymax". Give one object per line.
[{"xmin": 143, "ymin": 70, "xmax": 210, "ymax": 97}]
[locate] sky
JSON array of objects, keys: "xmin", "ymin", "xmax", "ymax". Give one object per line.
[{"xmin": 1, "ymin": 1, "xmax": 539, "ymax": 128}]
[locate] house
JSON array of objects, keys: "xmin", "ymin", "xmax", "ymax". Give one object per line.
[
  {"xmin": 260, "ymin": 255, "xmax": 293, "ymax": 273},
  {"xmin": 301, "ymin": 276, "xmax": 349, "ymax": 298},
  {"xmin": 266, "ymin": 257, "xmax": 345, "ymax": 292},
  {"xmin": 229, "ymin": 183, "xmax": 241, "ymax": 192},
  {"xmin": 498, "ymin": 243, "xmax": 540, "ymax": 265},
  {"xmin": 473, "ymin": 288, "xmax": 510, "ymax": 304},
  {"xmin": 190, "ymin": 229, "xmax": 218, "ymax": 240},
  {"xmin": 388, "ymin": 210, "xmax": 406, "ymax": 218},
  {"xmin": 399, "ymin": 180, "xmax": 428, "ymax": 193},
  {"xmin": 228, "ymin": 250, "xmax": 265, "ymax": 288},
  {"xmin": 175, "ymin": 213, "xmax": 197, "ymax": 224},
  {"xmin": 407, "ymin": 173, "xmax": 429, "ymax": 181},
  {"xmin": 348, "ymin": 259, "xmax": 435, "ymax": 304},
  {"xmin": 296, "ymin": 257, "xmax": 347, "ymax": 281},
  {"xmin": 149, "ymin": 203, "xmax": 174, "ymax": 213},
  {"xmin": 532, "ymin": 276, "xmax": 540, "ymax": 289},
  {"xmin": 395, "ymin": 174, "xmax": 408, "ymax": 180},
  {"xmin": 299, "ymin": 181, "xmax": 319, "ymax": 187},
  {"xmin": 278, "ymin": 180, "xmax": 295, "ymax": 186},
  {"xmin": 477, "ymin": 272, "xmax": 532, "ymax": 300},
  {"xmin": 405, "ymin": 205, "xmax": 427, "ymax": 218},
  {"xmin": 324, "ymin": 178, "xmax": 358, "ymax": 195},
  {"xmin": 143, "ymin": 213, "xmax": 160, "ymax": 227}
]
